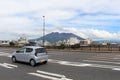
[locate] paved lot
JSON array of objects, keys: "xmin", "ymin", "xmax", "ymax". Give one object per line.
[{"xmin": 1, "ymin": 48, "xmax": 120, "ymax": 80}]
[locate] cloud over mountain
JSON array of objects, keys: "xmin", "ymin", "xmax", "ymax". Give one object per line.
[{"xmin": 0, "ymin": 0, "xmax": 120, "ymax": 40}]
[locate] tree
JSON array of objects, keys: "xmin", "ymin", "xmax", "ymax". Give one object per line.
[
  {"xmin": 71, "ymin": 44, "xmax": 80, "ymax": 49},
  {"xmin": 60, "ymin": 43, "xmax": 65, "ymax": 49},
  {"xmin": 10, "ymin": 42, "xmax": 15, "ymax": 46}
]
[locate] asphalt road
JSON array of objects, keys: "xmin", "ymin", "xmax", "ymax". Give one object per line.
[{"xmin": 1, "ymin": 48, "xmax": 120, "ymax": 80}]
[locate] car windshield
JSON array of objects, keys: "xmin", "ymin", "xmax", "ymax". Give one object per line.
[{"xmin": 35, "ymin": 48, "xmax": 46, "ymax": 53}]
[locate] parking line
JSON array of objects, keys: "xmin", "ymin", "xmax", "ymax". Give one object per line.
[{"xmin": 28, "ymin": 70, "xmax": 73, "ymax": 80}]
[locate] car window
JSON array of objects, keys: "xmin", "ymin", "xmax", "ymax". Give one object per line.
[
  {"xmin": 16, "ymin": 48, "xmax": 25, "ymax": 53},
  {"xmin": 26, "ymin": 48, "xmax": 33, "ymax": 53},
  {"xmin": 35, "ymin": 48, "xmax": 46, "ymax": 53}
]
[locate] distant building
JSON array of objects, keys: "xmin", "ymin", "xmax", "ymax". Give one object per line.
[
  {"xmin": 55, "ymin": 37, "xmax": 92, "ymax": 46},
  {"xmin": 0, "ymin": 40, "xmax": 10, "ymax": 46},
  {"xmin": 56, "ymin": 40, "xmax": 66, "ymax": 46},
  {"xmin": 44, "ymin": 41, "xmax": 52, "ymax": 46},
  {"xmin": 80, "ymin": 38, "xmax": 92, "ymax": 46},
  {"xmin": 18, "ymin": 34, "xmax": 28, "ymax": 46},
  {"xmin": 67, "ymin": 37, "xmax": 80, "ymax": 45},
  {"xmin": 102, "ymin": 42, "xmax": 108, "ymax": 46}
]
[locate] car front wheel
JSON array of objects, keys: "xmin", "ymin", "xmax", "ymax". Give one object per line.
[
  {"xmin": 12, "ymin": 56, "xmax": 16, "ymax": 63},
  {"xmin": 30, "ymin": 59, "xmax": 36, "ymax": 67}
]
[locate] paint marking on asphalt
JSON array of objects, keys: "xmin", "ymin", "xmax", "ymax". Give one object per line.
[
  {"xmin": 0, "ymin": 63, "xmax": 18, "ymax": 69},
  {"xmin": 83, "ymin": 60, "xmax": 120, "ymax": 65},
  {"xmin": 0, "ymin": 52, "xmax": 11, "ymax": 57},
  {"xmin": 48, "ymin": 59, "xmax": 91, "ymax": 67},
  {"xmin": 3, "ymin": 63, "xmax": 18, "ymax": 68},
  {"xmin": 48, "ymin": 59, "xmax": 120, "ymax": 71},
  {"xmin": 0, "ymin": 63, "xmax": 13, "ymax": 69},
  {"xmin": 112, "ymin": 68, "xmax": 120, "ymax": 71},
  {"xmin": 28, "ymin": 70, "xmax": 73, "ymax": 80}
]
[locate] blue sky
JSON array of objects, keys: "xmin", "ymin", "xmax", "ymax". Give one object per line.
[{"xmin": 0, "ymin": 0, "xmax": 120, "ymax": 40}]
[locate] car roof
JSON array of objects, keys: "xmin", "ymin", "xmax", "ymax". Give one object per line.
[{"xmin": 23, "ymin": 46, "xmax": 44, "ymax": 49}]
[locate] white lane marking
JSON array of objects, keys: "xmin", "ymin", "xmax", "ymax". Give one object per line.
[
  {"xmin": 37, "ymin": 70, "xmax": 64, "ymax": 78},
  {"xmin": 28, "ymin": 73, "xmax": 59, "ymax": 80},
  {"xmin": 3, "ymin": 63, "xmax": 18, "ymax": 68},
  {"xmin": 7, "ymin": 55, "xmax": 12, "ymax": 58},
  {"xmin": 0, "ymin": 63, "xmax": 13, "ymax": 69},
  {"xmin": 113, "ymin": 58, "xmax": 120, "ymax": 59},
  {"xmin": 0, "ymin": 52, "xmax": 11, "ymax": 57},
  {"xmin": 83, "ymin": 60, "xmax": 120, "ymax": 71},
  {"xmin": 49, "ymin": 59, "xmax": 91, "ymax": 67},
  {"xmin": 112, "ymin": 68, "xmax": 120, "ymax": 71},
  {"xmin": 83, "ymin": 60, "xmax": 120, "ymax": 65},
  {"xmin": 48, "ymin": 59, "xmax": 120, "ymax": 71},
  {"xmin": 28, "ymin": 70, "xmax": 73, "ymax": 80},
  {"xmin": 0, "ymin": 63, "xmax": 18, "ymax": 69}
]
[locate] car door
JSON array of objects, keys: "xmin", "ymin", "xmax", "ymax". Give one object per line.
[
  {"xmin": 23, "ymin": 48, "xmax": 33, "ymax": 62},
  {"xmin": 15, "ymin": 48, "xmax": 25, "ymax": 61}
]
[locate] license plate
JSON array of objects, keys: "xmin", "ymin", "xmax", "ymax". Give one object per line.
[{"xmin": 40, "ymin": 59, "xmax": 45, "ymax": 63}]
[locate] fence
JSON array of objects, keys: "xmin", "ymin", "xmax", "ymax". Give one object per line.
[{"xmin": 46, "ymin": 45, "xmax": 120, "ymax": 53}]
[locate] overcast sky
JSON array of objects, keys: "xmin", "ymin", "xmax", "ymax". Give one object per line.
[{"xmin": 0, "ymin": 0, "xmax": 120, "ymax": 40}]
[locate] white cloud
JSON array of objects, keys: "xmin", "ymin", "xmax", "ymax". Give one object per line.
[
  {"xmin": 0, "ymin": 0, "xmax": 120, "ymax": 40},
  {"xmin": 45, "ymin": 27, "xmax": 120, "ymax": 40}
]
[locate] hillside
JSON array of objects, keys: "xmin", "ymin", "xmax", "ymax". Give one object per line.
[{"xmin": 33, "ymin": 32, "xmax": 85, "ymax": 43}]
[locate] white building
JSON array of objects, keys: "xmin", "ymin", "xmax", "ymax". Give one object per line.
[
  {"xmin": 56, "ymin": 40, "xmax": 63, "ymax": 46},
  {"xmin": 44, "ymin": 41, "xmax": 52, "ymax": 46},
  {"xmin": 0, "ymin": 40, "xmax": 10, "ymax": 46},
  {"xmin": 80, "ymin": 38, "xmax": 92, "ymax": 46},
  {"xmin": 18, "ymin": 35, "xmax": 28, "ymax": 46},
  {"xmin": 67, "ymin": 37, "xmax": 80, "ymax": 45}
]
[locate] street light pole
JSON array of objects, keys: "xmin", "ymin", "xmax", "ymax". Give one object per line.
[{"xmin": 43, "ymin": 16, "xmax": 45, "ymax": 47}]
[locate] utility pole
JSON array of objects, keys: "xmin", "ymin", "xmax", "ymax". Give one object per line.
[{"xmin": 43, "ymin": 16, "xmax": 45, "ymax": 47}]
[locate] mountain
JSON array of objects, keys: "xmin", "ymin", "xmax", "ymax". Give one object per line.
[{"xmin": 33, "ymin": 32, "xmax": 85, "ymax": 43}]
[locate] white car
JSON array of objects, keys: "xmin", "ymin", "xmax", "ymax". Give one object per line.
[{"xmin": 11, "ymin": 46, "xmax": 48, "ymax": 66}]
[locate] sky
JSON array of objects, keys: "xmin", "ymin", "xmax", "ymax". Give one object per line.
[{"xmin": 0, "ymin": 0, "xmax": 120, "ymax": 40}]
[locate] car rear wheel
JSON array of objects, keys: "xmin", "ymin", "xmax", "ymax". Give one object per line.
[
  {"xmin": 12, "ymin": 56, "xmax": 16, "ymax": 63},
  {"xmin": 30, "ymin": 59, "xmax": 36, "ymax": 67}
]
